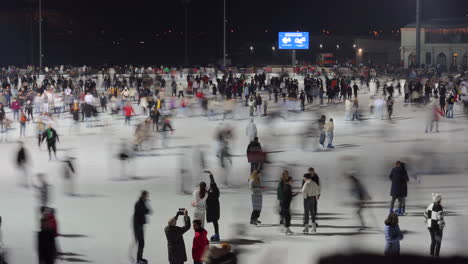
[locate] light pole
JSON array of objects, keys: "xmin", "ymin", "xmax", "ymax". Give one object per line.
[
  {"xmin": 181, "ymin": 0, "xmax": 191, "ymax": 66},
  {"xmin": 223, "ymin": 0, "xmax": 227, "ymax": 68},
  {"xmin": 39, "ymin": 0, "xmax": 43, "ymax": 72},
  {"xmin": 415, "ymin": 0, "xmax": 421, "ymax": 67}
]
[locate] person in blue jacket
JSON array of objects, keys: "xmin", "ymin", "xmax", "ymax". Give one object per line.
[{"xmin": 384, "ymin": 212, "xmax": 404, "ymax": 256}]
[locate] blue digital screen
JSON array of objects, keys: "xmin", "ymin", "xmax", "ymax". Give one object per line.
[{"xmin": 278, "ymin": 32, "xmax": 309, "ymax": 50}]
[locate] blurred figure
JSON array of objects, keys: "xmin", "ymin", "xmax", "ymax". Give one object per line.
[
  {"xmin": 246, "ymin": 137, "xmax": 263, "ymax": 173},
  {"xmin": 249, "ymin": 170, "xmax": 263, "ymax": 225},
  {"xmin": 245, "ymin": 118, "xmax": 257, "ymax": 141},
  {"xmin": 192, "ymin": 219, "xmax": 209, "ymax": 264},
  {"xmin": 19, "ymin": 109, "xmax": 27, "ymax": 137},
  {"xmin": 384, "ymin": 212, "xmax": 403, "ymax": 256},
  {"xmin": 192, "ymin": 182, "xmax": 208, "ymax": 228},
  {"xmin": 276, "ymin": 171, "xmax": 289, "ymax": 226},
  {"xmin": 318, "ymin": 115, "xmax": 326, "ymax": 148},
  {"xmin": 16, "ymin": 141, "xmax": 29, "ymax": 188},
  {"xmin": 34, "ymin": 174, "xmax": 50, "ymax": 207},
  {"xmin": 38, "ymin": 208, "xmax": 57, "ymax": 264},
  {"xmin": 165, "ymin": 209, "xmax": 191, "ymax": 264},
  {"xmin": 133, "ymin": 191, "xmax": 151, "ymax": 264},
  {"xmin": 387, "ymin": 96, "xmax": 394, "ymax": 120},
  {"xmin": 425, "ymin": 104, "xmax": 443, "ymax": 133},
  {"xmin": 0, "ymin": 216, "xmax": 8, "ymax": 264},
  {"xmin": 324, "ymin": 118, "xmax": 335, "ymax": 149},
  {"xmin": 62, "ymin": 156, "xmax": 76, "ymax": 196},
  {"xmin": 206, "ymin": 172, "xmax": 221, "ymax": 242},
  {"xmin": 202, "ymin": 243, "xmax": 237, "ymax": 264},
  {"xmin": 123, "ymin": 102, "xmax": 135, "ymax": 126},
  {"xmin": 424, "ymin": 193, "xmax": 445, "ymax": 258},
  {"xmin": 389, "ymin": 161, "xmax": 409, "ymax": 216},
  {"xmin": 345, "ymin": 99, "xmax": 352, "ymax": 121},
  {"xmin": 348, "ymin": 175, "xmax": 371, "ymax": 230}
]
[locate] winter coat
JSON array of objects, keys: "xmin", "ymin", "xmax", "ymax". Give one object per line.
[
  {"xmin": 133, "ymin": 198, "xmax": 150, "ymax": 226},
  {"xmin": 324, "ymin": 121, "xmax": 334, "ymax": 133},
  {"xmin": 384, "ymin": 224, "xmax": 403, "ymax": 256},
  {"xmin": 345, "ymin": 100, "xmax": 352, "ymax": 111},
  {"xmin": 37, "ymin": 230, "xmax": 57, "ymax": 263},
  {"xmin": 246, "ymin": 141, "xmax": 263, "ymax": 163},
  {"xmin": 206, "ymin": 175, "xmax": 220, "ymax": 223},
  {"xmin": 389, "ymin": 166, "xmax": 409, "ymax": 198},
  {"xmin": 41, "ymin": 128, "xmax": 59, "ymax": 145},
  {"xmin": 165, "ymin": 215, "xmax": 191, "ymax": 264},
  {"xmin": 246, "ymin": 121, "xmax": 257, "ymax": 138},
  {"xmin": 302, "ymin": 179, "xmax": 320, "ymax": 199},
  {"xmin": 192, "ymin": 228, "xmax": 209, "ymax": 261},
  {"xmin": 249, "ymin": 179, "xmax": 263, "ymax": 211},
  {"xmin": 193, "ymin": 189, "xmax": 208, "ymax": 215},
  {"xmin": 282, "ymin": 183, "xmax": 295, "ymax": 206}
]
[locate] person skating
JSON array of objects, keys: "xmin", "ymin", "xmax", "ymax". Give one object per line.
[
  {"xmin": 165, "ymin": 209, "xmax": 191, "ymax": 264},
  {"xmin": 123, "ymin": 102, "xmax": 135, "ymax": 126},
  {"xmin": 37, "ymin": 208, "xmax": 57, "ymax": 264},
  {"xmin": 41, "ymin": 124, "xmax": 60, "ymax": 160},
  {"xmin": 246, "ymin": 137, "xmax": 263, "ymax": 173},
  {"xmin": 302, "ymin": 174, "xmax": 320, "ymax": 234},
  {"xmin": 387, "ymin": 96, "xmax": 394, "ymax": 120},
  {"xmin": 100, "ymin": 92, "xmax": 107, "ymax": 112},
  {"xmin": 192, "ymin": 182, "xmax": 208, "ymax": 228},
  {"xmin": 348, "ymin": 175, "xmax": 371, "ymax": 230},
  {"xmin": 205, "ymin": 172, "xmax": 221, "ymax": 242},
  {"xmin": 384, "ymin": 212, "xmax": 403, "ymax": 256},
  {"xmin": 62, "ymin": 156, "xmax": 76, "ymax": 196},
  {"xmin": 16, "ymin": 142, "xmax": 29, "ymax": 187},
  {"xmin": 282, "ymin": 176, "xmax": 298, "ymax": 235},
  {"xmin": 249, "ymin": 170, "xmax": 263, "ymax": 225},
  {"xmin": 192, "ymin": 219, "xmax": 209, "ymax": 264},
  {"xmin": 324, "ymin": 118, "xmax": 334, "ymax": 149},
  {"xmin": 276, "ymin": 171, "xmax": 289, "ymax": 226},
  {"xmin": 245, "ymin": 118, "xmax": 257, "ymax": 141},
  {"xmin": 34, "ymin": 174, "xmax": 50, "ymax": 207},
  {"xmin": 19, "ymin": 110, "xmax": 27, "ymax": 137},
  {"xmin": 133, "ymin": 191, "xmax": 152, "ymax": 264},
  {"xmin": 389, "ymin": 161, "xmax": 409, "ymax": 216},
  {"xmin": 318, "ymin": 115, "xmax": 326, "ymax": 148},
  {"xmin": 424, "ymin": 193, "xmax": 445, "ymax": 258}
]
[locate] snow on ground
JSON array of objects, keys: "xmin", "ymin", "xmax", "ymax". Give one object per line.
[{"xmin": 1, "ymin": 88, "xmax": 468, "ymax": 264}]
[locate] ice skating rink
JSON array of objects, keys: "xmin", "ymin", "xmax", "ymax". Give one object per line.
[{"xmin": 1, "ymin": 90, "xmax": 468, "ymax": 264}]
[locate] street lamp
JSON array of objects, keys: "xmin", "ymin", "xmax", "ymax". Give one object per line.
[
  {"xmin": 336, "ymin": 44, "xmax": 340, "ymax": 49},
  {"xmin": 39, "ymin": 0, "xmax": 43, "ymax": 72},
  {"xmin": 353, "ymin": 44, "xmax": 357, "ymax": 49},
  {"xmin": 358, "ymin": 48, "xmax": 363, "ymax": 53},
  {"xmin": 272, "ymin": 46, "xmax": 276, "ymax": 51},
  {"xmin": 181, "ymin": 0, "xmax": 191, "ymax": 66},
  {"xmin": 319, "ymin": 44, "xmax": 323, "ymax": 49}
]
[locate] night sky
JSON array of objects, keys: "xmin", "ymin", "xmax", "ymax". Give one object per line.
[{"xmin": 2, "ymin": 0, "xmax": 468, "ymax": 66}]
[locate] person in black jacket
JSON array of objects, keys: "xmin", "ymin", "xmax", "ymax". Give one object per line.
[
  {"xmin": 206, "ymin": 172, "xmax": 220, "ymax": 242},
  {"xmin": 133, "ymin": 191, "xmax": 151, "ymax": 264},
  {"xmin": 100, "ymin": 93, "xmax": 107, "ymax": 113},
  {"xmin": 246, "ymin": 137, "xmax": 263, "ymax": 173},
  {"xmin": 389, "ymin": 161, "xmax": 409, "ymax": 216},
  {"xmin": 165, "ymin": 209, "xmax": 191, "ymax": 264},
  {"xmin": 41, "ymin": 125, "xmax": 59, "ymax": 161},
  {"xmin": 282, "ymin": 177, "xmax": 298, "ymax": 235}
]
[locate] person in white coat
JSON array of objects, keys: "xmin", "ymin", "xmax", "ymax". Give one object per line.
[
  {"xmin": 345, "ymin": 99, "xmax": 352, "ymax": 121},
  {"xmin": 192, "ymin": 182, "xmax": 208, "ymax": 227},
  {"xmin": 177, "ymin": 83, "xmax": 185, "ymax": 98},
  {"xmin": 246, "ymin": 118, "xmax": 258, "ymax": 141}
]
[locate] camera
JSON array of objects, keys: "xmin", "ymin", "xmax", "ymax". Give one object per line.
[{"xmin": 177, "ymin": 208, "xmax": 185, "ymax": 216}]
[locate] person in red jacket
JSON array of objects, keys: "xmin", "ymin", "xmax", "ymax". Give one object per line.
[
  {"xmin": 123, "ymin": 102, "xmax": 135, "ymax": 126},
  {"xmin": 192, "ymin": 219, "xmax": 209, "ymax": 264},
  {"xmin": 11, "ymin": 97, "xmax": 21, "ymax": 121}
]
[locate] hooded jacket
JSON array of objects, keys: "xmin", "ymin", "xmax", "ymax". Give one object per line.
[{"xmin": 192, "ymin": 228, "xmax": 209, "ymax": 261}]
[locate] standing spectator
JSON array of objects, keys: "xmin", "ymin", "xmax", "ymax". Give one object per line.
[
  {"xmin": 192, "ymin": 219, "xmax": 209, "ymax": 264},
  {"xmin": 206, "ymin": 172, "xmax": 221, "ymax": 242},
  {"xmin": 387, "ymin": 96, "xmax": 394, "ymax": 120},
  {"xmin": 192, "ymin": 182, "xmax": 208, "ymax": 228},
  {"xmin": 384, "ymin": 212, "xmax": 404, "ymax": 256},
  {"xmin": 246, "ymin": 137, "xmax": 263, "ymax": 173},
  {"xmin": 282, "ymin": 176, "xmax": 297, "ymax": 235},
  {"xmin": 19, "ymin": 109, "xmax": 27, "ymax": 137},
  {"xmin": 277, "ymin": 171, "xmax": 289, "ymax": 226},
  {"xmin": 177, "ymin": 83, "xmax": 185, "ymax": 98},
  {"xmin": 100, "ymin": 93, "xmax": 107, "ymax": 112},
  {"xmin": 165, "ymin": 209, "xmax": 191, "ymax": 264},
  {"xmin": 133, "ymin": 191, "xmax": 151, "ymax": 264},
  {"xmin": 389, "ymin": 161, "xmax": 409, "ymax": 216},
  {"xmin": 249, "ymin": 170, "xmax": 263, "ymax": 225},
  {"xmin": 424, "ymin": 193, "xmax": 445, "ymax": 258},
  {"xmin": 10, "ymin": 98, "xmax": 21, "ymax": 121}
]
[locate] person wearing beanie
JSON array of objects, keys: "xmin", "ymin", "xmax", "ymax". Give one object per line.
[{"xmin": 424, "ymin": 193, "xmax": 445, "ymax": 257}]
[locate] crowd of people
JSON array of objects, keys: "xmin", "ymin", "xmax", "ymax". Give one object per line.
[{"xmin": 0, "ymin": 63, "xmax": 464, "ymax": 264}]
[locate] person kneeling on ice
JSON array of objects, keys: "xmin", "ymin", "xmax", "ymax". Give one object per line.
[
  {"xmin": 192, "ymin": 219, "xmax": 209, "ymax": 264},
  {"xmin": 165, "ymin": 209, "xmax": 191, "ymax": 264}
]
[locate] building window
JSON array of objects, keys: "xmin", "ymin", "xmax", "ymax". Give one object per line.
[
  {"xmin": 463, "ymin": 53, "xmax": 468, "ymax": 66},
  {"xmin": 426, "ymin": 52, "xmax": 432, "ymax": 65},
  {"xmin": 436, "ymin": 53, "xmax": 447, "ymax": 66},
  {"xmin": 408, "ymin": 54, "xmax": 416, "ymax": 66}
]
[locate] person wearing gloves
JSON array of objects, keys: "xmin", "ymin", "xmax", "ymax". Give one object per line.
[
  {"xmin": 302, "ymin": 174, "xmax": 320, "ymax": 233},
  {"xmin": 424, "ymin": 193, "xmax": 445, "ymax": 257},
  {"xmin": 192, "ymin": 182, "xmax": 208, "ymax": 228},
  {"xmin": 165, "ymin": 209, "xmax": 191, "ymax": 264},
  {"xmin": 245, "ymin": 118, "xmax": 257, "ymax": 141}
]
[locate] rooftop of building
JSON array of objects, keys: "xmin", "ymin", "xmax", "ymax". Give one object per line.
[{"xmin": 403, "ymin": 17, "xmax": 468, "ymax": 29}]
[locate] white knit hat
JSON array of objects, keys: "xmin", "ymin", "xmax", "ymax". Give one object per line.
[{"xmin": 432, "ymin": 193, "xmax": 442, "ymax": 203}]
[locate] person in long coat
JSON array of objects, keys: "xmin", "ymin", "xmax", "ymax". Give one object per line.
[
  {"xmin": 165, "ymin": 210, "xmax": 191, "ymax": 264},
  {"xmin": 389, "ymin": 161, "xmax": 409, "ymax": 215},
  {"xmin": 206, "ymin": 172, "xmax": 220, "ymax": 242},
  {"xmin": 249, "ymin": 170, "xmax": 263, "ymax": 225}
]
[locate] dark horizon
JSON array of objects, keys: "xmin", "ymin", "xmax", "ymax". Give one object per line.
[{"xmin": 2, "ymin": 0, "xmax": 468, "ymax": 66}]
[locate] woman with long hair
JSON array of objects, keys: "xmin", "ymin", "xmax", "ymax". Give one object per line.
[
  {"xmin": 384, "ymin": 212, "xmax": 403, "ymax": 256},
  {"xmin": 277, "ymin": 170, "xmax": 289, "ymax": 225},
  {"xmin": 192, "ymin": 182, "xmax": 208, "ymax": 228},
  {"xmin": 249, "ymin": 170, "xmax": 263, "ymax": 225}
]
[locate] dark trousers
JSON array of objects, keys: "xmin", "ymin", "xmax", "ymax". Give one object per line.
[
  {"xmin": 194, "ymin": 261, "xmax": 203, "ymax": 264},
  {"xmin": 303, "ymin": 197, "xmax": 317, "ymax": 225},
  {"xmin": 47, "ymin": 142, "xmax": 57, "ymax": 159},
  {"xmin": 178, "ymin": 91, "xmax": 184, "ymax": 98},
  {"xmin": 250, "ymin": 210, "xmax": 261, "ymax": 221},
  {"xmin": 390, "ymin": 197, "xmax": 405, "ymax": 211},
  {"xmin": 281, "ymin": 203, "xmax": 291, "ymax": 227},
  {"xmin": 429, "ymin": 228, "xmax": 443, "ymax": 257},
  {"xmin": 212, "ymin": 220, "xmax": 219, "ymax": 235},
  {"xmin": 134, "ymin": 224, "xmax": 145, "ymax": 261}
]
